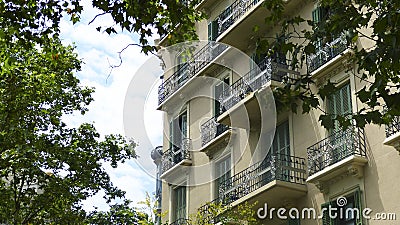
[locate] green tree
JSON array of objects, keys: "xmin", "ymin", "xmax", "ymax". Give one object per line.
[
  {"xmin": 0, "ymin": 0, "xmax": 204, "ymax": 54},
  {"xmin": 87, "ymin": 200, "xmax": 139, "ymax": 225},
  {"xmin": 0, "ymin": 36, "xmax": 136, "ymax": 223},
  {"xmin": 257, "ymin": 0, "xmax": 400, "ymax": 129}
]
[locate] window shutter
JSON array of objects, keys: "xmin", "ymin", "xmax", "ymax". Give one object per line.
[
  {"xmin": 179, "ymin": 112, "xmax": 187, "ymax": 139},
  {"xmin": 169, "ymin": 120, "xmax": 174, "ymax": 149},
  {"xmin": 214, "ymin": 83, "xmax": 224, "ymax": 116},
  {"xmin": 312, "ymin": 6, "xmax": 327, "ymax": 24},
  {"xmin": 173, "ymin": 117, "xmax": 181, "ymax": 150},
  {"xmin": 354, "ymin": 188, "xmax": 364, "ymax": 225},
  {"xmin": 321, "ymin": 202, "xmax": 332, "ymax": 225},
  {"xmin": 175, "ymin": 186, "xmax": 186, "ymax": 220},
  {"xmin": 328, "ymin": 83, "xmax": 352, "ymax": 132},
  {"xmin": 208, "ymin": 21, "xmax": 218, "ymax": 41},
  {"xmin": 250, "ymin": 52, "xmax": 257, "ymax": 70}
]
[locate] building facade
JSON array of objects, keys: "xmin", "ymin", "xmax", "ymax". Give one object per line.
[{"xmin": 153, "ymin": 0, "xmax": 400, "ymax": 225}]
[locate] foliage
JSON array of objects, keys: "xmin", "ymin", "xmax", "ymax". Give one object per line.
[
  {"xmin": 258, "ymin": 0, "xmax": 400, "ymax": 129},
  {"xmin": 87, "ymin": 200, "xmax": 139, "ymax": 225},
  {"xmin": 194, "ymin": 201, "xmax": 259, "ymax": 225},
  {"xmin": 0, "ymin": 0, "xmax": 205, "ymax": 54},
  {"xmin": 136, "ymin": 192, "xmax": 164, "ymax": 225},
  {"xmin": 0, "ymin": 36, "xmax": 136, "ymax": 223}
]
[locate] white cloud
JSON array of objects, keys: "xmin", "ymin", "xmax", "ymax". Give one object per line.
[{"xmin": 60, "ymin": 0, "xmax": 162, "ymax": 212}]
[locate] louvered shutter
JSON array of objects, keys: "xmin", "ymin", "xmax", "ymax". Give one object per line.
[
  {"xmin": 214, "ymin": 82, "xmax": 224, "ymax": 117},
  {"xmin": 169, "ymin": 120, "xmax": 174, "ymax": 149},
  {"xmin": 208, "ymin": 21, "xmax": 218, "ymax": 41},
  {"xmin": 175, "ymin": 186, "xmax": 186, "ymax": 220},
  {"xmin": 354, "ymin": 188, "xmax": 364, "ymax": 225},
  {"xmin": 328, "ymin": 83, "xmax": 352, "ymax": 132},
  {"xmin": 321, "ymin": 202, "xmax": 332, "ymax": 225},
  {"xmin": 312, "ymin": 6, "xmax": 328, "ymax": 63}
]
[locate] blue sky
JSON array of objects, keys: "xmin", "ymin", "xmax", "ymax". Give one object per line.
[{"xmin": 59, "ymin": 0, "xmax": 163, "ymax": 211}]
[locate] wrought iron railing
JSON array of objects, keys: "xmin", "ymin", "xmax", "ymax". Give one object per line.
[
  {"xmin": 200, "ymin": 116, "xmax": 230, "ymax": 146},
  {"xmin": 158, "ymin": 42, "xmax": 228, "ymax": 105},
  {"xmin": 307, "ymin": 126, "xmax": 367, "ymax": 176},
  {"xmin": 219, "ymin": 57, "xmax": 299, "ymax": 112},
  {"xmin": 198, "ymin": 154, "xmax": 306, "ymax": 224},
  {"xmin": 161, "ymin": 138, "xmax": 192, "ymax": 174},
  {"xmin": 385, "ymin": 116, "xmax": 400, "ymax": 138},
  {"xmin": 307, "ymin": 33, "xmax": 348, "ymax": 72},
  {"xmin": 219, "ymin": 154, "xmax": 306, "ymax": 204},
  {"xmin": 215, "ymin": 0, "xmax": 261, "ymax": 37},
  {"xmin": 170, "ymin": 218, "xmax": 191, "ymax": 225}
]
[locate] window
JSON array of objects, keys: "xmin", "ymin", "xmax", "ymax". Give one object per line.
[
  {"xmin": 169, "ymin": 111, "xmax": 188, "ymax": 162},
  {"xmin": 214, "ymin": 76, "xmax": 231, "ymax": 117},
  {"xmin": 327, "ymin": 82, "xmax": 352, "ymax": 132},
  {"xmin": 262, "ymin": 121, "xmax": 290, "ymax": 183},
  {"xmin": 215, "ymin": 155, "xmax": 231, "ymax": 198},
  {"xmin": 174, "ymin": 186, "xmax": 187, "ymax": 221},
  {"xmin": 270, "ymin": 121, "xmax": 290, "ymax": 157},
  {"xmin": 321, "ymin": 189, "xmax": 363, "ymax": 225}
]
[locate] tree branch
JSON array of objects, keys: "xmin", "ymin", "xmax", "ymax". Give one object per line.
[
  {"xmin": 88, "ymin": 12, "xmax": 108, "ymax": 25},
  {"xmin": 106, "ymin": 43, "xmax": 165, "ymax": 82}
]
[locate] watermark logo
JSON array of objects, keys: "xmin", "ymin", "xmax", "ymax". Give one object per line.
[
  {"xmin": 336, "ymin": 196, "xmax": 347, "ymax": 207},
  {"xmin": 257, "ymin": 196, "xmax": 396, "ymax": 221}
]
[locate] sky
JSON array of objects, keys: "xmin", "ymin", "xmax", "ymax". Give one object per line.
[{"xmin": 59, "ymin": 0, "xmax": 163, "ymax": 211}]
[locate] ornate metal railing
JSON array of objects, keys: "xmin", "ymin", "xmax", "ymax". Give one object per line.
[
  {"xmin": 200, "ymin": 116, "xmax": 230, "ymax": 146},
  {"xmin": 307, "ymin": 126, "xmax": 367, "ymax": 176},
  {"xmin": 170, "ymin": 218, "xmax": 191, "ymax": 225},
  {"xmin": 158, "ymin": 42, "xmax": 228, "ymax": 105},
  {"xmin": 385, "ymin": 116, "xmax": 400, "ymax": 138},
  {"xmin": 307, "ymin": 33, "xmax": 348, "ymax": 72},
  {"xmin": 161, "ymin": 138, "xmax": 192, "ymax": 174},
  {"xmin": 219, "ymin": 154, "xmax": 306, "ymax": 204},
  {"xmin": 198, "ymin": 154, "xmax": 306, "ymax": 224},
  {"xmin": 220, "ymin": 57, "xmax": 298, "ymax": 112},
  {"xmin": 215, "ymin": 0, "xmax": 261, "ymax": 37}
]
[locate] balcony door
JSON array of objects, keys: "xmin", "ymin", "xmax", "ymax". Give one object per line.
[
  {"xmin": 169, "ymin": 111, "xmax": 188, "ymax": 162},
  {"xmin": 262, "ymin": 121, "xmax": 290, "ymax": 183}
]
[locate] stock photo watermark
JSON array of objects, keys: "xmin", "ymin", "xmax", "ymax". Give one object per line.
[{"xmin": 257, "ymin": 196, "xmax": 397, "ymax": 221}]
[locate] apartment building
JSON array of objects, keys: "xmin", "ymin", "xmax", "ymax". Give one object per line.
[{"xmin": 151, "ymin": 0, "xmax": 400, "ymax": 224}]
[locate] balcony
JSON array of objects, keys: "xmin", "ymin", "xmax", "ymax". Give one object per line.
[
  {"xmin": 170, "ymin": 218, "xmax": 191, "ymax": 225},
  {"xmin": 160, "ymin": 138, "xmax": 192, "ymax": 178},
  {"xmin": 307, "ymin": 33, "xmax": 349, "ymax": 74},
  {"xmin": 198, "ymin": 154, "xmax": 307, "ymax": 224},
  {"xmin": 307, "ymin": 126, "xmax": 368, "ymax": 193},
  {"xmin": 158, "ymin": 42, "xmax": 228, "ymax": 107},
  {"xmin": 215, "ymin": 0, "xmax": 261, "ymax": 38},
  {"xmin": 217, "ymin": 57, "xmax": 299, "ymax": 126},
  {"xmin": 200, "ymin": 116, "xmax": 230, "ymax": 149},
  {"xmin": 383, "ymin": 116, "xmax": 400, "ymax": 151}
]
